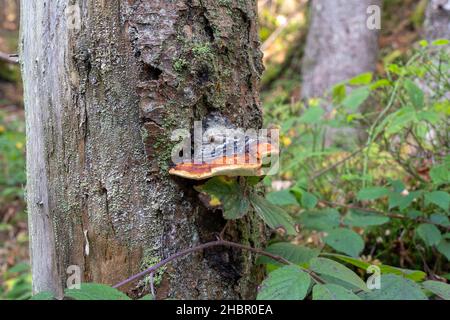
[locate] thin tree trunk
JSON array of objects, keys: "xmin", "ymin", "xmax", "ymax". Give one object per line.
[
  {"xmin": 302, "ymin": 0, "xmax": 381, "ymax": 102},
  {"xmin": 425, "ymin": 0, "xmax": 450, "ymax": 40},
  {"xmin": 20, "ymin": 0, "xmax": 265, "ymax": 299}
]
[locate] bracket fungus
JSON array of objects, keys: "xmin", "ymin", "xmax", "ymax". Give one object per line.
[
  {"xmin": 169, "ymin": 113, "xmax": 279, "ymax": 180},
  {"xmin": 169, "ymin": 141, "xmax": 279, "ymax": 180}
]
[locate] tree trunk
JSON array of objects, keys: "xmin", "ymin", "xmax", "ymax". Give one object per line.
[
  {"xmin": 20, "ymin": 0, "xmax": 265, "ymax": 300},
  {"xmin": 424, "ymin": 0, "xmax": 450, "ymax": 40},
  {"xmin": 301, "ymin": 0, "xmax": 381, "ymax": 146},
  {"xmin": 301, "ymin": 0, "xmax": 381, "ymax": 102},
  {"xmin": 0, "ymin": 0, "xmax": 19, "ymax": 31}
]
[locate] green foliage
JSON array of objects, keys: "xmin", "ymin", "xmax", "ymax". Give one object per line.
[
  {"xmin": 249, "ymin": 193, "xmax": 298, "ymax": 236},
  {"xmin": 1, "ymin": 262, "xmax": 32, "ymax": 300},
  {"xmin": 312, "ymin": 284, "xmax": 361, "ymax": 300},
  {"xmin": 309, "ymin": 257, "xmax": 368, "ymax": 291},
  {"xmin": 262, "ymin": 42, "xmax": 450, "ymax": 277},
  {"xmin": 266, "ymin": 189, "xmax": 298, "ymax": 206},
  {"xmin": 257, "ymin": 242, "xmax": 320, "ymax": 267},
  {"xmin": 324, "ymin": 228, "xmax": 364, "ymax": 257},
  {"xmin": 195, "ymin": 177, "xmax": 250, "ymax": 219},
  {"xmin": 326, "ymin": 253, "xmax": 426, "ymax": 281},
  {"xmin": 296, "ymin": 209, "xmax": 340, "ymax": 231},
  {"xmin": 257, "ymin": 265, "xmax": 311, "ymax": 300},
  {"xmin": 254, "ymin": 42, "xmax": 450, "ymax": 300},
  {"xmin": 343, "ymin": 209, "xmax": 390, "ymax": 227},
  {"xmin": 416, "ymin": 223, "xmax": 442, "ymax": 246},
  {"xmin": 64, "ymin": 283, "xmax": 131, "ymax": 300},
  {"xmin": 422, "ymin": 280, "xmax": 450, "ymax": 300},
  {"xmin": 29, "ymin": 292, "xmax": 55, "ymax": 300},
  {"xmin": 359, "ymin": 275, "xmax": 427, "ymax": 300}
]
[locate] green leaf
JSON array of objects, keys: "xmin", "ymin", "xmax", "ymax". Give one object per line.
[
  {"xmin": 249, "ymin": 193, "xmax": 298, "ymax": 235},
  {"xmin": 416, "ymin": 224, "xmax": 442, "ymax": 247},
  {"xmin": 324, "ymin": 228, "xmax": 364, "ymax": 257},
  {"xmin": 323, "ymin": 253, "xmax": 426, "ymax": 281},
  {"xmin": 331, "ymin": 83, "xmax": 346, "ymax": 104},
  {"xmin": 299, "ymin": 107, "xmax": 325, "ymax": 124},
  {"xmin": 297, "ymin": 209, "xmax": 340, "ymax": 231},
  {"xmin": 7, "ymin": 262, "xmax": 30, "ymax": 274},
  {"xmin": 422, "ymin": 281, "xmax": 450, "ymax": 300},
  {"xmin": 309, "ymin": 257, "xmax": 368, "ymax": 291},
  {"xmin": 257, "ymin": 243, "xmax": 320, "ymax": 267},
  {"xmin": 370, "ymin": 79, "xmax": 391, "ymax": 90},
  {"xmin": 430, "ymin": 213, "xmax": 450, "ymax": 227},
  {"xmin": 266, "ymin": 190, "xmax": 298, "ymax": 206},
  {"xmin": 300, "ymin": 191, "xmax": 318, "ymax": 209},
  {"xmin": 385, "ymin": 107, "xmax": 417, "ymax": 135},
  {"xmin": 312, "ymin": 284, "xmax": 361, "ymax": 300},
  {"xmin": 257, "ymin": 265, "xmax": 311, "ymax": 300},
  {"xmin": 388, "ymin": 191, "xmax": 421, "ymax": 210},
  {"xmin": 432, "ymin": 39, "xmax": 450, "ymax": 46},
  {"xmin": 64, "ymin": 283, "xmax": 131, "ymax": 300},
  {"xmin": 424, "ymin": 191, "xmax": 450, "ymax": 211},
  {"xmin": 404, "ymin": 79, "xmax": 424, "ymax": 108},
  {"xmin": 437, "ymin": 239, "xmax": 450, "ymax": 260},
  {"xmin": 360, "ymin": 275, "xmax": 427, "ymax": 300},
  {"xmin": 29, "ymin": 291, "xmax": 55, "ymax": 300},
  {"xmin": 195, "ymin": 177, "xmax": 250, "ymax": 219},
  {"xmin": 348, "ymin": 72, "xmax": 373, "ymax": 86},
  {"xmin": 357, "ymin": 187, "xmax": 389, "ymax": 200},
  {"xmin": 430, "ymin": 164, "xmax": 450, "ymax": 185},
  {"xmin": 344, "ymin": 209, "xmax": 390, "ymax": 227},
  {"xmin": 342, "ymin": 87, "xmax": 370, "ymax": 111}
]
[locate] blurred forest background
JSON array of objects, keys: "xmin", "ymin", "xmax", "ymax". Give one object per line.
[{"xmin": 0, "ymin": 0, "xmax": 449, "ymax": 299}]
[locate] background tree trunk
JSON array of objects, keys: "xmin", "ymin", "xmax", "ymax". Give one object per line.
[
  {"xmin": 425, "ymin": 0, "xmax": 450, "ymax": 40},
  {"xmin": 301, "ymin": 0, "xmax": 381, "ymax": 146},
  {"xmin": 20, "ymin": 0, "xmax": 265, "ymax": 299},
  {"xmin": 301, "ymin": 0, "xmax": 381, "ymax": 102}
]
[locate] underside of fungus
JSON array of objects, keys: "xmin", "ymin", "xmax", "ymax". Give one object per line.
[{"xmin": 169, "ymin": 142, "xmax": 279, "ymax": 180}]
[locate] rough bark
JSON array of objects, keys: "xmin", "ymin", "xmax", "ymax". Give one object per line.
[
  {"xmin": 301, "ymin": 0, "xmax": 381, "ymax": 103},
  {"xmin": 424, "ymin": 0, "xmax": 450, "ymax": 40},
  {"xmin": 20, "ymin": 0, "xmax": 265, "ymax": 299}
]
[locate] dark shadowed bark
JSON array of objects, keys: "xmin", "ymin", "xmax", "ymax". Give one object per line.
[{"xmin": 20, "ymin": 0, "xmax": 265, "ymax": 299}]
